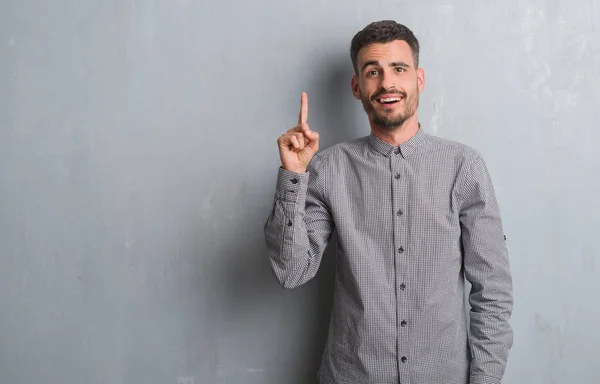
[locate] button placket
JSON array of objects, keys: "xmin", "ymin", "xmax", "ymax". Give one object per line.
[
  {"xmin": 392, "ymin": 153, "xmax": 410, "ymax": 375},
  {"xmin": 393, "ymin": 158, "xmax": 409, "ymax": 281}
]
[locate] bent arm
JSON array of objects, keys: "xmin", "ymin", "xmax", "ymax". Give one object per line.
[{"xmin": 264, "ymin": 154, "xmax": 335, "ymax": 289}]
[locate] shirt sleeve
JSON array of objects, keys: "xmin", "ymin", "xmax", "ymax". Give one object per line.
[
  {"xmin": 263, "ymin": 154, "xmax": 335, "ymax": 289},
  {"xmin": 458, "ymin": 154, "xmax": 514, "ymax": 384}
]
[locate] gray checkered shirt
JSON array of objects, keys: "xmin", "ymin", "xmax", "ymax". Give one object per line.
[{"xmin": 264, "ymin": 127, "xmax": 513, "ymax": 384}]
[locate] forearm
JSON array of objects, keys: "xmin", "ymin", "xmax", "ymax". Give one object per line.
[
  {"xmin": 468, "ymin": 272, "xmax": 513, "ymax": 383},
  {"xmin": 466, "ymin": 219, "xmax": 513, "ymax": 382},
  {"xmin": 459, "ymin": 154, "xmax": 514, "ymax": 383},
  {"xmin": 264, "ymin": 164, "xmax": 333, "ymax": 288}
]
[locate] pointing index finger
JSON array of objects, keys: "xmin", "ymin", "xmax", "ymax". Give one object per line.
[{"xmin": 298, "ymin": 92, "xmax": 308, "ymax": 125}]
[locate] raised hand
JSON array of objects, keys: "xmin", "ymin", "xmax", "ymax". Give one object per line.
[{"xmin": 277, "ymin": 92, "xmax": 320, "ymax": 174}]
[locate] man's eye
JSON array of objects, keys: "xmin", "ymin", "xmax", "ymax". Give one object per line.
[
  {"xmin": 368, "ymin": 70, "xmax": 378, "ymax": 76},
  {"xmin": 396, "ymin": 67, "xmax": 405, "ymax": 72}
]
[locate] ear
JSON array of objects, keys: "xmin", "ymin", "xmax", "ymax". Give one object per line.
[
  {"xmin": 416, "ymin": 67, "xmax": 425, "ymax": 93},
  {"xmin": 351, "ymin": 74, "xmax": 361, "ymax": 100}
]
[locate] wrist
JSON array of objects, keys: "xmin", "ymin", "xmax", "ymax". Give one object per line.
[{"xmin": 281, "ymin": 166, "xmax": 307, "ymax": 174}]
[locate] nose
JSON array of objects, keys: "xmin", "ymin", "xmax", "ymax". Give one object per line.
[{"xmin": 380, "ymin": 68, "xmax": 396, "ymax": 90}]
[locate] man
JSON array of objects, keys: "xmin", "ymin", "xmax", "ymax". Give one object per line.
[{"xmin": 264, "ymin": 20, "xmax": 513, "ymax": 384}]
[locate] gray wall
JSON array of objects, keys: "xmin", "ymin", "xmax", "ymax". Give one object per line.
[{"xmin": 1, "ymin": 0, "xmax": 599, "ymax": 383}]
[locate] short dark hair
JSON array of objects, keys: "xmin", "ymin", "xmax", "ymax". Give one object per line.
[{"xmin": 350, "ymin": 20, "xmax": 420, "ymax": 74}]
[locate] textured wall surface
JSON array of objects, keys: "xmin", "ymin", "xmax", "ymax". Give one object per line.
[{"xmin": 1, "ymin": 0, "xmax": 599, "ymax": 383}]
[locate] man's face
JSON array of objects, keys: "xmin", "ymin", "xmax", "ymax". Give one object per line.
[{"xmin": 351, "ymin": 40, "xmax": 425, "ymax": 131}]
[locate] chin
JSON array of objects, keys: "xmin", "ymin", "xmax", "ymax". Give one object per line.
[{"xmin": 376, "ymin": 114, "xmax": 411, "ymax": 129}]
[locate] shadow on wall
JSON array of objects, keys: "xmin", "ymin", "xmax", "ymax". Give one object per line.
[
  {"xmin": 198, "ymin": 197, "xmax": 337, "ymax": 383},
  {"xmin": 310, "ymin": 46, "xmax": 367, "ymax": 149},
  {"xmin": 196, "ymin": 50, "xmax": 360, "ymax": 383}
]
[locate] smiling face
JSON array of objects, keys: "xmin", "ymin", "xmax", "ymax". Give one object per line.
[{"xmin": 351, "ymin": 40, "xmax": 425, "ymax": 132}]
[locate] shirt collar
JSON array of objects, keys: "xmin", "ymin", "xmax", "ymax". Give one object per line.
[{"xmin": 368, "ymin": 124, "xmax": 427, "ymax": 158}]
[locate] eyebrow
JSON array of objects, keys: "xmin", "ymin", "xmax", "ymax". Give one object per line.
[{"xmin": 361, "ymin": 60, "xmax": 412, "ymax": 72}]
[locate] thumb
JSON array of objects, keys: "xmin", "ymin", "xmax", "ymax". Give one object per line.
[
  {"xmin": 300, "ymin": 124, "xmax": 316, "ymax": 138},
  {"xmin": 305, "ymin": 130, "xmax": 319, "ymax": 150},
  {"xmin": 305, "ymin": 129, "xmax": 318, "ymax": 139}
]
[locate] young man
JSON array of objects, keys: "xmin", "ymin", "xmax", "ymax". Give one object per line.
[{"xmin": 264, "ymin": 20, "xmax": 513, "ymax": 384}]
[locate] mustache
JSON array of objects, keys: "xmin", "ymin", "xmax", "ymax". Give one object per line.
[{"xmin": 371, "ymin": 89, "xmax": 407, "ymax": 101}]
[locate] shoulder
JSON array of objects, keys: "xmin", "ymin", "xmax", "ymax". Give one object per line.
[
  {"xmin": 304, "ymin": 136, "xmax": 368, "ymax": 198},
  {"xmin": 317, "ymin": 135, "xmax": 369, "ymax": 160},
  {"xmin": 422, "ymin": 134, "xmax": 498, "ymax": 200},
  {"xmin": 424, "ymin": 133, "xmax": 481, "ymax": 159},
  {"xmin": 421, "ymin": 133, "xmax": 488, "ymax": 173},
  {"xmin": 309, "ymin": 135, "xmax": 370, "ymax": 168}
]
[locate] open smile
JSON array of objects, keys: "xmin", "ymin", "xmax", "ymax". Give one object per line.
[{"xmin": 375, "ymin": 94, "xmax": 404, "ymax": 108}]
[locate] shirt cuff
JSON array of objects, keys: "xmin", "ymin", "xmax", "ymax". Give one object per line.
[
  {"xmin": 470, "ymin": 375, "xmax": 501, "ymax": 384},
  {"xmin": 274, "ymin": 166, "xmax": 309, "ymax": 204}
]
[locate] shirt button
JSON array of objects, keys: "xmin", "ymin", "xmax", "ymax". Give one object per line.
[
  {"xmin": 396, "ymin": 210, "xmax": 403, "ymax": 216},
  {"xmin": 291, "ymin": 178, "xmax": 298, "ymax": 184},
  {"xmin": 395, "ymin": 173, "xmax": 401, "ymax": 179},
  {"xmin": 400, "ymin": 283, "xmax": 406, "ymax": 290},
  {"xmin": 398, "ymin": 247, "xmax": 404, "ymax": 254},
  {"xmin": 401, "ymin": 356, "xmax": 407, "ymax": 363},
  {"xmin": 401, "ymin": 320, "xmax": 407, "ymax": 327}
]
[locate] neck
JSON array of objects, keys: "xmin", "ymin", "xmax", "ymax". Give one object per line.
[{"xmin": 370, "ymin": 114, "xmax": 420, "ymax": 146}]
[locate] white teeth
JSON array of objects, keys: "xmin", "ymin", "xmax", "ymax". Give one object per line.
[{"xmin": 379, "ymin": 97, "xmax": 401, "ymax": 103}]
